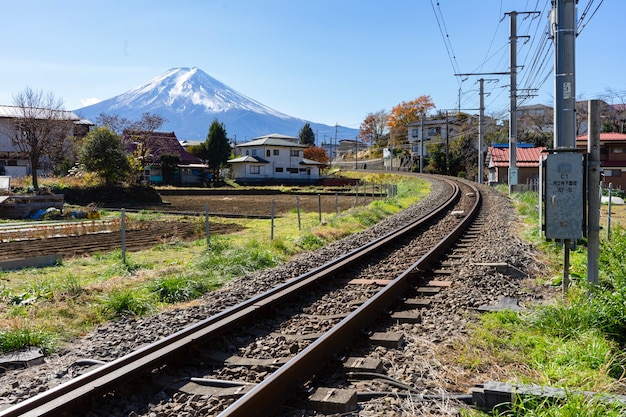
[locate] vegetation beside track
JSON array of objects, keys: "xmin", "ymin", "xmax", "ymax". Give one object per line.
[
  {"xmin": 0, "ymin": 174, "xmax": 429, "ymax": 354},
  {"xmin": 460, "ymin": 189, "xmax": 626, "ymax": 416}
]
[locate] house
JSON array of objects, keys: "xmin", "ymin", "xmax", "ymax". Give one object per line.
[
  {"xmin": 122, "ymin": 131, "xmax": 208, "ymax": 186},
  {"xmin": 576, "ymin": 132, "xmax": 626, "ymax": 189},
  {"xmin": 487, "ymin": 143, "xmax": 546, "ymax": 187},
  {"xmin": 0, "ymin": 105, "xmax": 91, "ymax": 178},
  {"xmin": 406, "ymin": 112, "xmax": 492, "ymax": 159},
  {"xmin": 227, "ymin": 133, "xmax": 323, "ymax": 185}
]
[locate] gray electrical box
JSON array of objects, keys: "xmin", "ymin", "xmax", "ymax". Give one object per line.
[{"xmin": 544, "ymin": 152, "xmax": 583, "ymax": 241}]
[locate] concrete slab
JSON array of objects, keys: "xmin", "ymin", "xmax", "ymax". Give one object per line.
[
  {"xmin": 309, "ymin": 388, "xmax": 358, "ymax": 413},
  {"xmin": 370, "ymin": 332, "xmax": 404, "ymax": 349},
  {"xmin": 0, "ymin": 347, "xmax": 45, "ymax": 370},
  {"xmin": 477, "ymin": 297, "xmax": 525, "ymax": 313},
  {"xmin": 343, "ymin": 357, "xmax": 383, "ymax": 373}
]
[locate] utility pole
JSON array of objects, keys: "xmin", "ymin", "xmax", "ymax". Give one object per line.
[
  {"xmin": 551, "ymin": 0, "xmax": 577, "ymax": 148},
  {"xmin": 508, "ymin": 11, "xmax": 519, "ymax": 190},
  {"xmin": 420, "ymin": 113, "xmax": 425, "ymax": 173},
  {"xmin": 478, "ymin": 78, "xmax": 485, "ymax": 184},
  {"xmin": 445, "ymin": 111, "xmax": 449, "ymax": 175}
]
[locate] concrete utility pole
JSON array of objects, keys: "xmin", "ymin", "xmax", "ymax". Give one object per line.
[
  {"xmin": 587, "ymin": 100, "xmax": 600, "ymax": 286},
  {"xmin": 420, "ymin": 114, "xmax": 425, "ymax": 173},
  {"xmin": 551, "ymin": 0, "xmax": 577, "ymax": 148},
  {"xmin": 478, "ymin": 78, "xmax": 485, "ymax": 184},
  {"xmin": 508, "ymin": 11, "xmax": 519, "ymax": 189}
]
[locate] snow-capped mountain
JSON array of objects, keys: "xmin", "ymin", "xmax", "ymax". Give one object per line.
[{"xmin": 74, "ymin": 67, "xmax": 358, "ymax": 142}]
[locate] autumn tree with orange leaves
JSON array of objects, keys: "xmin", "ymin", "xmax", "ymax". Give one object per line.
[
  {"xmin": 387, "ymin": 96, "xmax": 435, "ymax": 149},
  {"xmin": 359, "ymin": 110, "xmax": 388, "ymax": 148},
  {"xmin": 303, "ymin": 145, "xmax": 329, "ymax": 167}
]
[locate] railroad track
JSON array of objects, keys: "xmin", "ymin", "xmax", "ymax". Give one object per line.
[{"xmin": 0, "ymin": 177, "xmax": 482, "ymax": 416}]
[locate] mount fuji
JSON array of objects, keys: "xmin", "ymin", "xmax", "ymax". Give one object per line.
[{"xmin": 74, "ymin": 67, "xmax": 358, "ymax": 143}]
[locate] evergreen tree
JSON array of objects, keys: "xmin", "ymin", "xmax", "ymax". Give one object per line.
[
  {"xmin": 205, "ymin": 119, "xmax": 231, "ymax": 184},
  {"xmin": 79, "ymin": 127, "xmax": 131, "ymax": 185},
  {"xmin": 299, "ymin": 123, "xmax": 316, "ymax": 146}
]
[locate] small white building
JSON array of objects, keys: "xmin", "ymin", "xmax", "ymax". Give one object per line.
[
  {"xmin": 0, "ymin": 105, "xmax": 91, "ymax": 178},
  {"xmin": 228, "ymin": 133, "xmax": 323, "ymax": 185}
]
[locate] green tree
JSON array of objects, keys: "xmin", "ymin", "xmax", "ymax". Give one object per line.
[
  {"xmin": 299, "ymin": 122, "xmax": 316, "ymax": 146},
  {"xmin": 205, "ymin": 119, "xmax": 230, "ymax": 184},
  {"xmin": 79, "ymin": 127, "xmax": 131, "ymax": 185},
  {"xmin": 160, "ymin": 154, "xmax": 180, "ymax": 185},
  {"xmin": 96, "ymin": 112, "xmax": 166, "ymax": 184}
]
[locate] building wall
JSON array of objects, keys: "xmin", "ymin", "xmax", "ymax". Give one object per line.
[{"xmin": 236, "ymin": 145, "xmax": 320, "ymax": 182}]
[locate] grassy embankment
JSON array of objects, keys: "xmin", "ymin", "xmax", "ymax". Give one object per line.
[
  {"xmin": 461, "ymin": 189, "xmax": 626, "ymax": 416},
  {"xmin": 0, "ymin": 173, "xmax": 429, "ymax": 353}
]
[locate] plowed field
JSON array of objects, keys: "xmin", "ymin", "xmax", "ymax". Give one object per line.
[{"xmin": 1, "ymin": 192, "xmax": 377, "ymax": 262}]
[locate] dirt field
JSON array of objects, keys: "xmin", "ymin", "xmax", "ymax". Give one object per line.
[
  {"xmin": 1, "ymin": 192, "xmax": 378, "ymax": 262},
  {"xmin": 143, "ymin": 193, "xmax": 375, "ymax": 216}
]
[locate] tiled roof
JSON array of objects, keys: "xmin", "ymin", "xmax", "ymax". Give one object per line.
[
  {"xmin": 236, "ymin": 133, "xmax": 305, "ymax": 148},
  {"xmin": 488, "ymin": 146, "xmax": 546, "ymax": 168},
  {"xmin": 123, "ymin": 131, "xmax": 204, "ymax": 165},
  {"xmin": 576, "ymin": 132, "xmax": 626, "ymax": 142}
]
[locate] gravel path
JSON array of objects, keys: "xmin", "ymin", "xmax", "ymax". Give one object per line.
[{"xmin": 0, "ymin": 178, "xmax": 553, "ymax": 415}]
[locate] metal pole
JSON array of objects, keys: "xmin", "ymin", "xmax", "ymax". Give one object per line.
[
  {"xmin": 296, "ymin": 196, "xmax": 301, "ymax": 230},
  {"xmin": 270, "ymin": 198, "xmax": 275, "ymax": 240},
  {"xmin": 121, "ymin": 208, "xmax": 126, "ymax": 264},
  {"xmin": 205, "ymin": 204, "xmax": 210, "ymax": 244},
  {"xmin": 587, "ymin": 100, "xmax": 601, "ymax": 285},
  {"xmin": 563, "ymin": 239, "xmax": 570, "ymax": 295},
  {"xmin": 606, "ymin": 182, "xmax": 613, "ymax": 241},
  {"xmin": 318, "ymin": 194, "xmax": 322, "ymax": 223},
  {"xmin": 420, "ymin": 114, "xmax": 424, "ymax": 173},
  {"xmin": 552, "ymin": 0, "xmax": 577, "ymax": 149},
  {"xmin": 509, "ymin": 11, "xmax": 518, "ymax": 190},
  {"xmin": 478, "ymin": 78, "xmax": 485, "ymax": 183}
]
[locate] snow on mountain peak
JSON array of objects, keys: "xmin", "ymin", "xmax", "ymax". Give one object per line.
[{"xmin": 112, "ymin": 67, "xmax": 287, "ymax": 118}]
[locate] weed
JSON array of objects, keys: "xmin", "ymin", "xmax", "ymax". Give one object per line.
[
  {"xmin": 102, "ymin": 288, "xmax": 156, "ymax": 317},
  {"xmin": 149, "ymin": 275, "xmax": 215, "ymax": 303},
  {"xmin": 0, "ymin": 328, "xmax": 56, "ymax": 354}
]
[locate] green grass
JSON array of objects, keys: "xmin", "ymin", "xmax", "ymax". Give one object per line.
[
  {"xmin": 0, "ymin": 176, "xmax": 431, "ymax": 353},
  {"xmin": 458, "ymin": 189, "xmax": 626, "ymax": 416}
]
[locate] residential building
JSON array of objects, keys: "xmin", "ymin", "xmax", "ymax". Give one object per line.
[
  {"xmin": 576, "ymin": 132, "xmax": 626, "ymax": 189},
  {"xmin": 122, "ymin": 131, "xmax": 208, "ymax": 186},
  {"xmin": 0, "ymin": 105, "xmax": 91, "ymax": 178},
  {"xmin": 227, "ymin": 133, "xmax": 322, "ymax": 185},
  {"xmin": 487, "ymin": 143, "xmax": 546, "ymax": 187}
]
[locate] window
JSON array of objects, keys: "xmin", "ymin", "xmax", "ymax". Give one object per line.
[
  {"xmin": 266, "ymin": 150, "xmax": 271, "ymax": 157},
  {"xmin": 287, "ymin": 168, "xmax": 298, "ymax": 174},
  {"xmin": 290, "ymin": 150, "xmax": 300, "ymax": 157},
  {"xmin": 611, "ymin": 147, "xmax": 625, "ymax": 154},
  {"xmin": 273, "ymin": 149, "xmax": 279, "ymax": 155},
  {"xmin": 411, "ymin": 128, "xmax": 418, "ymax": 138},
  {"xmin": 251, "ymin": 149, "xmax": 257, "ymax": 156},
  {"xmin": 604, "ymin": 169, "xmax": 622, "ymax": 177},
  {"xmin": 250, "ymin": 166, "xmax": 260, "ymax": 174},
  {"xmin": 427, "ymin": 127, "xmax": 441, "ymax": 136},
  {"xmin": 7, "ymin": 160, "xmax": 17, "ymax": 166},
  {"xmin": 275, "ymin": 167, "xmax": 283, "ymax": 172}
]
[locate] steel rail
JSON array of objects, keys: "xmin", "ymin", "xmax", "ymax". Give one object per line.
[
  {"xmin": 219, "ymin": 181, "xmax": 482, "ymax": 417},
  {"xmin": 0, "ymin": 178, "xmax": 461, "ymax": 417}
]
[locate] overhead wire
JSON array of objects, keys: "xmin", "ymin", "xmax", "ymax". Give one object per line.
[{"xmin": 429, "ymin": 0, "xmax": 464, "ymax": 92}]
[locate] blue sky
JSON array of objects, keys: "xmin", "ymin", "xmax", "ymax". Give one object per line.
[{"xmin": 0, "ymin": 1, "xmax": 619, "ymax": 129}]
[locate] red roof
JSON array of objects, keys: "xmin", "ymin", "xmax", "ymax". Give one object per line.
[
  {"xmin": 488, "ymin": 146, "xmax": 546, "ymax": 168},
  {"xmin": 576, "ymin": 132, "xmax": 626, "ymax": 142}
]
